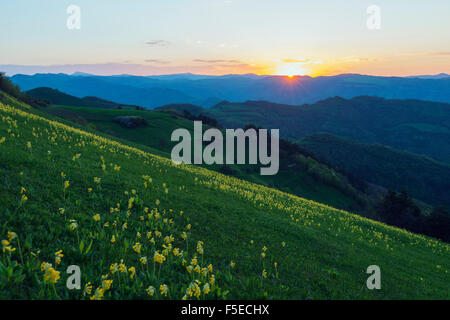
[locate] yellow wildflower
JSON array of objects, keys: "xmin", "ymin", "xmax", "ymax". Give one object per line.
[
  {"xmin": 154, "ymin": 251, "xmax": 166, "ymax": 264},
  {"xmin": 44, "ymin": 267, "xmax": 61, "ymax": 284},
  {"xmin": 110, "ymin": 263, "xmax": 118, "ymax": 274},
  {"xmin": 203, "ymin": 283, "xmax": 211, "ymax": 295},
  {"xmin": 160, "ymin": 284, "xmax": 169, "ymax": 297},
  {"xmin": 90, "ymin": 287, "xmax": 104, "ymax": 300},
  {"xmin": 55, "ymin": 250, "xmax": 64, "ymax": 265},
  {"xmin": 2, "ymin": 239, "xmax": 15, "ymax": 253},
  {"xmin": 83, "ymin": 282, "xmax": 93, "ymax": 296},
  {"xmin": 40, "ymin": 261, "xmax": 52, "ymax": 272},
  {"xmin": 118, "ymin": 260, "xmax": 126, "ymax": 273},
  {"xmin": 7, "ymin": 231, "xmax": 17, "ymax": 241},
  {"xmin": 128, "ymin": 266, "xmax": 136, "ymax": 279},
  {"xmin": 146, "ymin": 286, "xmax": 155, "ymax": 296},
  {"xmin": 132, "ymin": 242, "xmax": 142, "ymax": 254},
  {"xmin": 102, "ymin": 279, "xmax": 113, "ymax": 290},
  {"xmin": 197, "ymin": 241, "xmax": 204, "ymax": 255},
  {"xmin": 69, "ymin": 220, "xmax": 78, "ymax": 231}
]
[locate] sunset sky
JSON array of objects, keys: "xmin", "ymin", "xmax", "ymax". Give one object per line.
[{"xmin": 1, "ymin": 0, "xmax": 449, "ymax": 76}]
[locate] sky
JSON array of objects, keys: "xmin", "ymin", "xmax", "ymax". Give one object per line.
[{"xmin": 1, "ymin": 0, "xmax": 449, "ymax": 76}]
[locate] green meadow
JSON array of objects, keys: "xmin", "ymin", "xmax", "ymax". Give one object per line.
[
  {"xmin": 0, "ymin": 92, "xmax": 449, "ymax": 299},
  {"xmin": 42, "ymin": 104, "xmax": 363, "ymax": 212}
]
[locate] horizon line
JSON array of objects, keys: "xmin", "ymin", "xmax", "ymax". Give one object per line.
[{"xmin": 3, "ymin": 70, "xmax": 449, "ymax": 79}]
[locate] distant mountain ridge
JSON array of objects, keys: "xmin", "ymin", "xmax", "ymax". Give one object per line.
[
  {"xmin": 9, "ymin": 72, "xmax": 450, "ymax": 108},
  {"xmin": 406, "ymin": 73, "xmax": 450, "ymax": 79},
  {"xmin": 25, "ymin": 87, "xmax": 138, "ymax": 108},
  {"xmin": 12, "ymin": 73, "xmax": 196, "ymax": 108}
]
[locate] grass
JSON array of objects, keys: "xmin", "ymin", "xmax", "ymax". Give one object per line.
[
  {"xmin": 0, "ymin": 94, "xmax": 449, "ymax": 299},
  {"xmin": 42, "ymin": 104, "xmax": 362, "ymax": 212}
]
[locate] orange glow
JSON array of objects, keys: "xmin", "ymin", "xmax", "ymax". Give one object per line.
[{"xmin": 276, "ymin": 63, "xmax": 308, "ymax": 77}]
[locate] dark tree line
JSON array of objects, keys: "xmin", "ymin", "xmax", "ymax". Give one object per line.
[
  {"xmin": 182, "ymin": 110, "xmax": 221, "ymax": 128},
  {"xmin": 376, "ymin": 190, "xmax": 450, "ymax": 242},
  {"xmin": 0, "ymin": 72, "xmax": 49, "ymax": 108}
]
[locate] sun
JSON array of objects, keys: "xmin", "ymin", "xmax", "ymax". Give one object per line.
[{"xmin": 276, "ymin": 63, "xmax": 308, "ymax": 77}]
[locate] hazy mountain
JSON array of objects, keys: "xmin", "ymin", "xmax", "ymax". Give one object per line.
[
  {"xmin": 71, "ymin": 72, "xmax": 94, "ymax": 77},
  {"xmin": 406, "ymin": 73, "xmax": 450, "ymax": 79},
  {"xmin": 9, "ymin": 73, "xmax": 450, "ymax": 108},
  {"xmin": 12, "ymin": 73, "xmax": 197, "ymax": 108},
  {"xmin": 26, "ymin": 87, "xmax": 138, "ymax": 108}
]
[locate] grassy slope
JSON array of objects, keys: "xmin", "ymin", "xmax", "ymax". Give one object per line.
[
  {"xmin": 0, "ymin": 94, "xmax": 449, "ymax": 299},
  {"xmin": 42, "ymin": 105, "xmax": 361, "ymax": 212}
]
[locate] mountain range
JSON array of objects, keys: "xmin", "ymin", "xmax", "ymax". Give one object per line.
[
  {"xmin": 10, "ymin": 72, "xmax": 450, "ymax": 108},
  {"xmin": 160, "ymin": 96, "xmax": 450, "ymax": 164},
  {"xmin": 25, "ymin": 87, "xmax": 138, "ymax": 108}
]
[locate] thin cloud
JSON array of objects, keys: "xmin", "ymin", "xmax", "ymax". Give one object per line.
[
  {"xmin": 432, "ymin": 52, "xmax": 450, "ymax": 56},
  {"xmin": 342, "ymin": 56, "xmax": 379, "ymax": 63},
  {"xmin": 146, "ymin": 40, "xmax": 171, "ymax": 47},
  {"xmin": 282, "ymin": 58, "xmax": 310, "ymax": 63},
  {"xmin": 145, "ymin": 59, "xmax": 170, "ymax": 64},
  {"xmin": 193, "ymin": 59, "xmax": 241, "ymax": 64},
  {"xmin": 215, "ymin": 63, "xmax": 252, "ymax": 69},
  {"xmin": 396, "ymin": 51, "xmax": 450, "ymax": 57}
]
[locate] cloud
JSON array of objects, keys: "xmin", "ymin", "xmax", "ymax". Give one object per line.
[
  {"xmin": 145, "ymin": 59, "xmax": 170, "ymax": 64},
  {"xmin": 146, "ymin": 40, "xmax": 171, "ymax": 47},
  {"xmin": 215, "ymin": 63, "xmax": 252, "ymax": 69},
  {"xmin": 432, "ymin": 52, "xmax": 450, "ymax": 56},
  {"xmin": 282, "ymin": 58, "xmax": 310, "ymax": 63},
  {"xmin": 193, "ymin": 59, "xmax": 241, "ymax": 64},
  {"xmin": 395, "ymin": 51, "xmax": 450, "ymax": 58},
  {"xmin": 342, "ymin": 56, "xmax": 379, "ymax": 63}
]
